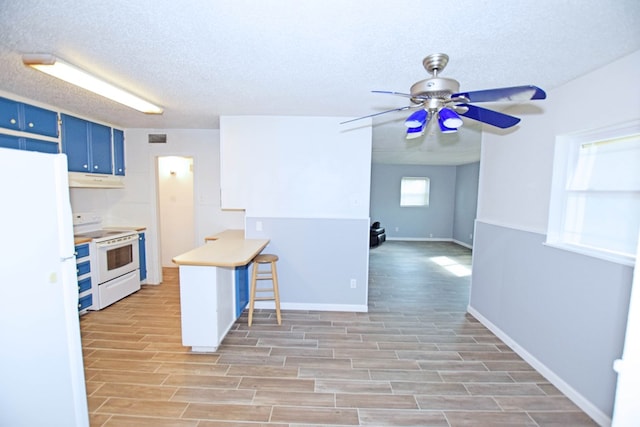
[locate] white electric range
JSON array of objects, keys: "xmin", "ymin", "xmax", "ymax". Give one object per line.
[{"xmin": 73, "ymin": 213, "xmax": 140, "ymax": 309}]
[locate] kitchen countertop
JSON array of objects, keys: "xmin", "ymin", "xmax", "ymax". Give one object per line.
[
  {"xmin": 74, "ymin": 236, "xmax": 93, "ymax": 245},
  {"xmin": 173, "ymin": 229, "xmax": 268, "ymax": 268}
]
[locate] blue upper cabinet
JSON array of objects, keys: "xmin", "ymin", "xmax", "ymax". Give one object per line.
[
  {"xmin": 61, "ymin": 114, "xmax": 113, "ymax": 174},
  {"xmin": 0, "ymin": 97, "xmax": 21, "ymax": 133},
  {"xmin": 90, "ymin": 122, "xmax": 112, "ymax": 174},
  {"xmin": 0, "ymin": 133, "xmax": 58, "ymax": 154},
  {"xmin": 113, "ymin": 128, "xmax": 125, "ymax": 176},
  {"xmin": 0, "ymin": 96, "xmax": 58, "ymax": 138},
  {"xmin": 0, "ymin": 133, "xmax": 21, "ymax": 150},
  {"xmin": 61, "ymin": 114, "xmax": 90, "ymax": 172}
]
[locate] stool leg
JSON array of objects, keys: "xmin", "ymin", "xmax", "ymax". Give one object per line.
[
  {"xmin": 248, "ymin": 261, "xmax": 258, "ymax": 327},
  {"xmin": 271, "ymin": 260, "xmax": 282, "ymax": 325}
]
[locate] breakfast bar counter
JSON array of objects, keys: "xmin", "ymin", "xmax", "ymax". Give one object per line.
[{"xmin": 172, "ymin": 230, "xmax": 269, "ymax": 352}]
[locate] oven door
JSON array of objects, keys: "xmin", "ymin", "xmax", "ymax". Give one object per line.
[{"xmin": 95, "ymin": 234, "xmax": 140, "ymax": 283}]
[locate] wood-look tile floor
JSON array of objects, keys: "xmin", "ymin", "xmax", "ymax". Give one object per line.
[{"xmin": 81, "ymin": 241, "xmax": 598, "ymax": 426}]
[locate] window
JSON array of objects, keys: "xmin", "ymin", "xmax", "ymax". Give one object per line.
[
  {"xmin": 546, "ymin": 120, "xmax": 640, "ymax": 265},
  {"xmin": 400, "ymin": 177, "xmax": 430, "ymax": 207}
]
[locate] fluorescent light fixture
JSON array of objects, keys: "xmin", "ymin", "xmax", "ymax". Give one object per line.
[
  {"xmin": 22, "ymin": 54, "xmax": 163, "ymax": 114},
  {"xmin": 438, "ymin": 107, "xmax": 463, "ymax": 128},
  {"xmin": 404, "ymin": 109, "xmax": 427, "ymax": 128}
]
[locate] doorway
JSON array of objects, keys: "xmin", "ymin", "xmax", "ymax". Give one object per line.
[{"xmin": 156, "ymin": 156, "xmax": 195, "ymax": 267}]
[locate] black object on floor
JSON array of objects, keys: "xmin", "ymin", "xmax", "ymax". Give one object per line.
[{"xmin": 370, "ymin": 221, "xmax": 386, "ymax": 247}]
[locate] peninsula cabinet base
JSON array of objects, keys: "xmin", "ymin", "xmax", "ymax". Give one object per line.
[{"xmin": 178, "ymin": 265, "xmax": 236, "ymax": 352}]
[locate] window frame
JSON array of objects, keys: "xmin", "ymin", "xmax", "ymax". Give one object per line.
[
  {"xmin": 546, "ymin": 119, "xmax": 640, "ymax": 266},
  {"xmin": 400, "ymin": 176, "xmax": 430, "ymax": 207}
]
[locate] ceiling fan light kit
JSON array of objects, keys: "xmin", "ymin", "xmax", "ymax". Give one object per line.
[
  {"xmin": 438, "ymin": 118, "xmax": 458, "ymax": 134},
  {"xmin": 404, "ymin": 109, "xmax": 428, "ymax": 128},
  {"xmin": 345, "ymin": 53, "xmax": 546, "ymax": 137},
  {"xmin": 438, "ymin": 107, "xmax": 463, "ymax": 129},
  {"xmin": 406, "ymin": 124, "xmax": 426, "ymax": 139},
  {"xmin": 22, "ymin": 53, "xmax": 163, "ymax": 114}
]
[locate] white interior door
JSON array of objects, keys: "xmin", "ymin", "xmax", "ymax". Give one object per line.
[{"xmin": 157, "ymin": 156, "xmax": 195, "ymax": 267}]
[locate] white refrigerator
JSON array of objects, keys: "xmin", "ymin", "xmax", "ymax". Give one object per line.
[{"xmin": 0, "ymin": 148, "xmax": 89, "ymax": 426}]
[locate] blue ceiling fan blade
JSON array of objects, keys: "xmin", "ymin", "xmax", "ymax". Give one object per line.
[
  {"xmin": 452, "ymin": 85, "xmax": 546, "ymax": 103},
  {"xmin": 457, "ymin": 104, "xmax": 521, "ymax": 128},
  {"xmin": 340, "ymin": 105, "xmax": 413, "ymax": 124}
]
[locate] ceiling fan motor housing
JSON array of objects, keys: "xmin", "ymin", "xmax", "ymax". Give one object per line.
[{"xmin": 410, "ymin": 77, "xmax": 460, "ymax": 101}]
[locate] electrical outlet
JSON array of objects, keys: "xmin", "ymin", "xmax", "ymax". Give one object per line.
[
  {"xmin": 395, "ymin": 227, "xmax": 399, "ymax": 232},
  {"xmin": 469, "ymin": 233, "xmax": 473, "ymax": 239},
  {"xmin": 256, "ymin": 221, "xmax": 262, "ymax": 231},
  {"xmin": 350, "ymin": 279, "xmax": 357, "ymax": 289}
]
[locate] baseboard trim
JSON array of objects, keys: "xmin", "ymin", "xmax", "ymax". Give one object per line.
[
  {"xmin": 452, "ymin": 239, "xmax": 473, "ymax": 249},
  {"xmin": 467, "ymin": 305, "xmax": 611, "ymax": 427},
  {"xmin": 386, "ymin": 237, "xmax": 473, "ymax": 249},
  {"xmin": 387, "ymin": 237, "xmax": 450, "ymax": 242},
  {"xmin": 254, "ymin": 301, "xmax": 368, "ymax": 312}
]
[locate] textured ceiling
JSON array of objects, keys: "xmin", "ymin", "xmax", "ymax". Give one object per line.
[{"xmin": 1, "ymin": 0, "xmax": 639, "ymax": 165}]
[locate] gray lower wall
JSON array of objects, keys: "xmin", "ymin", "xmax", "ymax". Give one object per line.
[
  {"xmin": 370, "ymin": 162, "xmax": 478, "ymax": 244},
  {"xmin": 245, "ymin": 216, "xmax": 369, "ymax": 311},
  {"xmin": 469, "ymin": 221, "xmax": 633, "ymax": 419}
]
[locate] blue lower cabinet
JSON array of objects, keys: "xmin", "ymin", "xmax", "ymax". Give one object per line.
[
  {"xmin": 235, "ymin": 265, "xmax": 249, "ymax": 318},
  {"xmin": 78, "ymin": 294, "xmax": 93, "ymax": 311},
  {"xmin": 138, "ymin": 232, "xmax": 147, "ymax": 282},
  {"xmin": 76, "ymin": 244, "xmax": 90, "ymax": 258},
  {"xmin": 75, "ymin": 243, "xmax": 93, "ymax": 314},
  {"xmin": 77, "ymin": 260, "xmax": 91, "ymax": 277},
  {"xmin": 78, "ymin": 277, "xmax": 92, "ymax": 294}
]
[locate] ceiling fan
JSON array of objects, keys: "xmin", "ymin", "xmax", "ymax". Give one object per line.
[{"xmin": 342, "ymin": 53, "xmax": 546, "ymax": 139}]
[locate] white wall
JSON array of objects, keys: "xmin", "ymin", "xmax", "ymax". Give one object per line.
[
  {"xmin": 221, "ymin": 116, "xmax": 371, "ymax": 218},
  {"xmin": 221, "ymin": 116, "xmax": 372, "ymax": 311},
  {"xmin": 104, "ymin": 128, "xmax": 244, "ymax": 284},
  {"xmin": 470, "ymin": 50, "xmax": 640, "ymax": 424},
  {"xmin": 478, "ymin": 50, "xmax": 640, "ymax": 232}
]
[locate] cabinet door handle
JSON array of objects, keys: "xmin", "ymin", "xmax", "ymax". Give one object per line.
[
  {"xmin": 83, "ymin": 164, "xmax": 88, "ymax": 169},
  {"xmin": 94, "ymin": 165, "xmax": 99, "ymax": 169},
  {"xmin": 10, "ymin": 118, "xmax": 16, "ymax": 124},
  {"xmin": 28, "ymin": 122, "xmax": 34, "ymax": 128}
]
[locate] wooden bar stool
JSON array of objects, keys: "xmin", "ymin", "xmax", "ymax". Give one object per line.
[{"xmin": 248, "ymin": 254, "xmax": 282, "ymax": 326}]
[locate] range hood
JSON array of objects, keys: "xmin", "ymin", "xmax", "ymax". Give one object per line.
[{"xmin": 68, "ymin": 172, "xmax": 124, "ymax": 188}]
